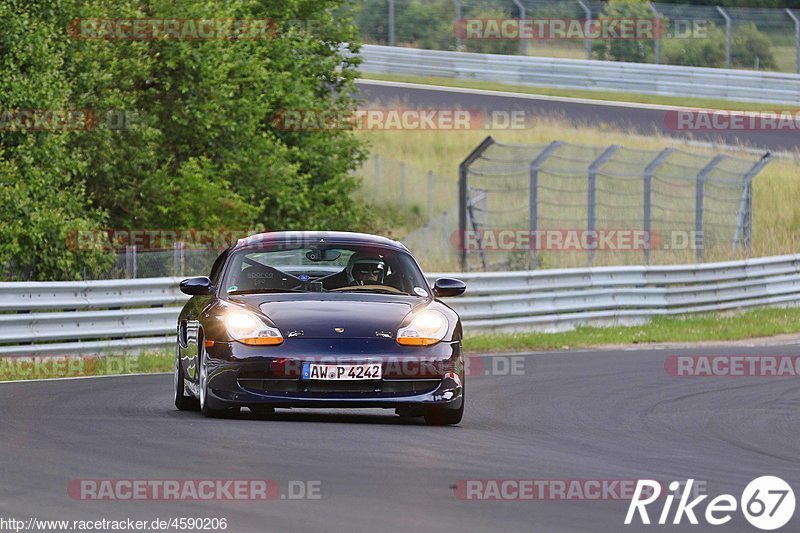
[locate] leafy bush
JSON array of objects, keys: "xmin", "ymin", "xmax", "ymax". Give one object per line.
[
  {"xmin": 731, "ymin": 23, "xmax": 776, "ymax": 70},
  {"xmin": 592, "ymin": 0, "xmax": 655, "ymax": 63},
  {"xmin": 663, "ymin": 23, "xmax": 727, "ymax": 66},
  {"xmin": 663, "ymin": 22, "xmax": 776, "ymax": 70}
]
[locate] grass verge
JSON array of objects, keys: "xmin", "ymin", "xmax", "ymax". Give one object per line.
[
  {"xmin": 361, "ymin": 72, "xmax": 794, "ymax": 113},
  {"xmin": 463, "ymin": 306, "xmax": 800, "ymax": 353},
  {"xmin": 0, "ymin": 351, "xmax": 173, "ymax": 382},
  {"xmin": 2, "ymin": 306, "xmax": 800, "ymax": 382}
]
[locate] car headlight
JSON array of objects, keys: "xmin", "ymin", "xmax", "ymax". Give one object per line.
[
  {"xmin": 225, "ymin": 311, "xmax": 283, "ymax": 346},
  {"xmin": 397, "ymin": 310, "xmax": 448, "ymax": 346}
]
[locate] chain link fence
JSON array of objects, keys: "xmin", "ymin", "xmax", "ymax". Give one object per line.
[
  {"xmin": 458, "ymin": 137, "xmax": 771, "ymax": 271},
  {"xmin": 353, "ymin": 0, "xmax": 800, "ymax": 73}
]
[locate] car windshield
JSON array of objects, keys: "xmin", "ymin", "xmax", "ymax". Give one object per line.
[{"xmin": 222, "ymin": 243, "xmax": 430, "ymax": 297}]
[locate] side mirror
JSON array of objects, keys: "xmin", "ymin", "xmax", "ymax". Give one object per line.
[
  {"xmin": 179, "ymin": 276, "xmax": 213, "ymax": 296},
  {"xmin": 433, "ymin": 277, "xmax": 467, "ymax": 298}
]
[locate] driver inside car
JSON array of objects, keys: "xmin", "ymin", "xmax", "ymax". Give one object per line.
[{"xmin": 347, "ymin": 254, "xmax": 386, "ymax": 286}]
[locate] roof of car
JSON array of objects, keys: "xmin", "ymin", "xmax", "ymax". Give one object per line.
[{"xmin": 232, "ymin": 231, "xmax": 409, "ymax": 252}]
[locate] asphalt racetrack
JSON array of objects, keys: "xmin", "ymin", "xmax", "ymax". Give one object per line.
[
  {"xmin": 357, "ymin": 80, "xmax": 800, "ymax": 154},
  {"xmin": 2, "ymin": 344, "xmax": 799, "ymax": 532}
]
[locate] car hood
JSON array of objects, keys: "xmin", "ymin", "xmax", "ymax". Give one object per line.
[{"xmin": 257, "ymin": 298, "xmax": 424, "ymax": 338}]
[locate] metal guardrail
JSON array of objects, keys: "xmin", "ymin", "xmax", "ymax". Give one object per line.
[
  {"xmin": 2, "ymin": 254, "xmax": 800, "ymax": 355},
  {"xmin": 360, "ymin": 45, "xmax": 800, "ymax": 105}
]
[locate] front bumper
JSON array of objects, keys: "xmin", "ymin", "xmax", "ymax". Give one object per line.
[{"xmin": 202, "ymin": 338, "xmax": 464, "ymax": 410}]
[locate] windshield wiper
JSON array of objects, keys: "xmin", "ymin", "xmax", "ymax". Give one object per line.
[{"xmin": 228, "ymin": 288, "xmax": 305, "ymax": 295}]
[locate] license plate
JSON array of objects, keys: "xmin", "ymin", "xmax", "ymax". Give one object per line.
[{"xmin": 302, "ymin": 363, "xmax": 382, "ymax": 381}]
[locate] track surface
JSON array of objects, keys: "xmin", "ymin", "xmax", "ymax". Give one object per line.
[
  {"xmin": 2, "ymin": 345, "xmax": 799, "ymax": 532},
  {"xmin": 357, "ymin": 80, "xmax": 799, "ymax": 154}
]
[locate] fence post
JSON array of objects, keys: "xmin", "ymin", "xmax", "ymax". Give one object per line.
[
  {"xmin": 427, "ymin": 170, "xmax": 434, "ymax": 222},
  {"xmin": 787, "ymin": 9, "xmax": 800, "ymax": 74},
  {"xmin": 587, "ymin": 145, "xmax": 620, "ymax": 266},
  {"xmin": 716, "ymin": 6, "xmax": 731, "ymax": 68},
  {"xmin": 528, "ymin": 141, "xmax": 563, "ymax": 268},
  {"xmin": 459, "ymin": 136, "xmax": 495, "ymax": 271},
  {"xmin": 696, "ymin": 155, "xmax": 726, "ymax": 262},
  {"xmin": 512, "ymin": 0, "xmax": 526, "ymax": 56},
  {"xmin": 173, "ymin": 241, "xmax": 185, "ymax": 277},
  {"xmin": 453, "ymin": 0, "xmax": 462, "ymax": 50},
  {"xmin": 374, "ymin": 154, "xmax": 381, "ymax": 202},
  {"xmin": 733, "ymin": 153, "xmax": 771, "ymax": 253},
  {"xmin": 388, "ymin": 0, "xmax": 396, "ymax": 46},
  {"xmin": 643, "ymin": 148, "xmax": 673, "ymax": 264},
  {"xmin": 577, "ymin": 0, "xmax": 592, "ymax": 60},
  {"xmin": 648, "ymin": 3, "xmax": 661, "ymax": 64},
  {"xmin": 125, "ymin": 245, "xmax": 137, "ymax": 279},
  {"xmin": 399, "ymin": 162, "xmax": 406, "ymax": 207}
]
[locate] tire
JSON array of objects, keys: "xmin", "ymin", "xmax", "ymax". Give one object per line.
[
  {"xmin": 199, "ymin": 342, "xmax": 239, "ymax": 419},
  {"xmin": 174, "ymin": 346, "xmax": 199, "ymax": 411},
  {"xmin": 424, "ymin": 396, "xmax": 464, "ymax": 426}
]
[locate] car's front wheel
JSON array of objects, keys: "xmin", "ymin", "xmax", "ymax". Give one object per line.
[
  {"xmin": 424, "ymin": 396, "xmax": 464, "ymax": 426},
  {"xmin": 174, "ymin": 346, "xmax": 199, "ymax": 411},
  {"xmin": 199, "ymin": 342, "xmax": 239, "ymax": 419}
]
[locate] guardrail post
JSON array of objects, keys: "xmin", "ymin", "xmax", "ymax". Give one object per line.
[
  {"xmin": 643, "ymin": 148, "xmax": 673, "ymax": 264},
  {"xmin": 459, "ymin": 136, "xmax": 495, "ymax": 271},
  {"xmin": 695, "ymin": 155, "xmax": 726, "ymax": 262},
  {"xmin": 388, "ymin": 0, "xmax": 396, "ymax": 46},
  {"xmin": 648, "ymin": 3, "xmax": 661, "ymax": 64},
  {"xmin": 716, "ymin": 6, "xmax": 732, "ymax": 69},
  {"xmin": 787, "ymin": 9, "xmax": 800, "ymax": 74},
  {"xmin": 587, "ymin": 145, "xmax": 620, "ymax": 266},
  {"xmin": 577, "ymin": 0, "xmax": 592, "ymax": 59},
  {"xmin": 512, "ymin": 0, "xmax": 526, "ymax": 56},
  {"xmin": 528, "ymin": 141, "xmax": 563, "ymax": 268},
  {"xmin": 733, "ymin": 153, "xmax": 771, "ymax": 253},
  {"xmin": 453, "ymin": 0, "xmax": 462, "ymax": 50}
]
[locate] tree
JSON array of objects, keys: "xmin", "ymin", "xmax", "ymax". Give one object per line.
[{"xmin": 0, "ymin": 0, "xmax": 369, "ymax": 280}]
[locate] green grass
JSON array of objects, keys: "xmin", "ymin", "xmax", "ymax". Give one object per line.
[
  {"xmin": 0, "ymin": 351, "xmax": 173, "ymax": 382},
  {"xmin": 361, "ymin": 72, "xmax": 795, "ymax": 113},
  {"xmin": 463, "ymin": 306, "xmax": 800, "ymax": 353}
]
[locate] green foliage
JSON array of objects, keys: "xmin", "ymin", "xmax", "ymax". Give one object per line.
[
  {"xmin": 0, "ymin": 0, "xmax": 368, "ymax": 280},
  {"xmin": 462, "ymin": 8, "xmax": 520, "ymax": 55},
  {"xmin": 663, "ymin": 23, "xmax": 726, "ymax": 66},
  {"xmin": 592, "ymin": 0, "xmax": 655, "ymax": 63},
  {"xmin": 0, "ymin": 1, "xmax": 112, "ymax": 280},
  {"xmin": 663, "ymin": 22, "xmax": 776, "ymax": 70},
  {"xmin": 394, "ymin": 0, "xmax": 454, "ymax": 50},
  {"xmin": 731, "ymin": 23, "xmax": 777, "ymax": 70}
]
